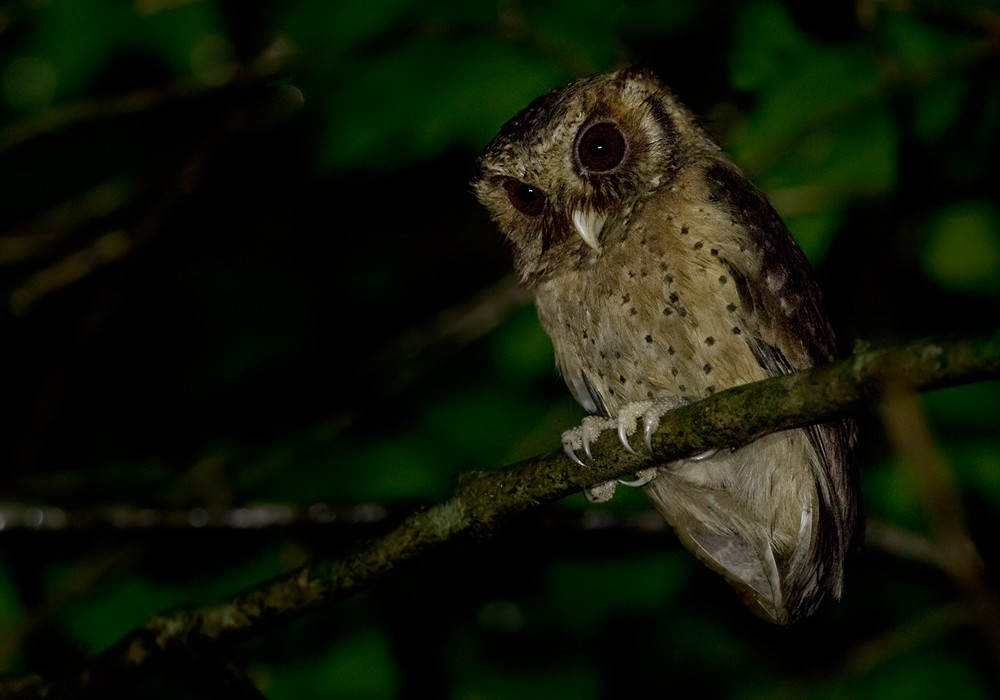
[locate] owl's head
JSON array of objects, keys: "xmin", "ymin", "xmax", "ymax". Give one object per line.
[{"xmin": 475, "ymin": 67, "xmax": 715, "ymax": 285}]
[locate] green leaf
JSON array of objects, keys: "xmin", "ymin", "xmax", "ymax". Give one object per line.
[
  {"xmin": 545, "ymin": 551, "xmax": 692, "ymax": 633},
  {"xmin": 263, "ymin": 627, "xmax": 398, "ymax": 700},
  {"xmin": 10, "ymin": 0, "xmax": 225, "ymax": 109},
  {"xmin": 862, "ymin": 459, "xmax": 927, "ymax": 532},
  {"xmin": 921, "ymin": 202, "xmax": 1000, "ymax": 297},
  {"xmin": 280, "ymin": 0, "xmax": 415, "ymax": 50},
  {"xmin": 316, "ymin": 37, "xmax": 568, "ymax": 169},
  {"xmin": 730, "ymin": 1, "xmax": 812, "ymax": 91},
  {"xmin": 862, "ymin": 651, "xmax": 992, "ymax": 700},
  {"xmin": 490, "ymin": 305, "xmax": 554, "ymax": 382},
  {"xmin": 451, "ymin": 664, "xmax": 599, "ymax": 700}
]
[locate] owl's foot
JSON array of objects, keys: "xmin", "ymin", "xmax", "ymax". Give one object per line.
[
  {"xmin": 580, "ymin": 466, "xmax": 659, "ymax": 503},
  {"xmin": 563, "ymin": 399, "xmax": 717, "ymax": 502},
  {"xmin": 562, "ymin": 401, "xmax": 653, "ymax": 466},
  {"xmin": 562, "ymin": 415, "xmax": 617, "ymax": 468},
  {"xmin": 635, "ymin": 399, "xmax": 717, "ymax": 462},
  {"xmin": 642, "ymin": 399, "xmax": 718, "ymax": 463},
  {"xmin": 563, "ymin": 403, "xmax": 660, "ymax": 502},
  {"xmin": 584, "ymin": 480, "xmax": 619, "ymax": 503}
]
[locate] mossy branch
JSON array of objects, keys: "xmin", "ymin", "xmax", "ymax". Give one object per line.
[{"xmin": 5, "ymin": 330, "xmax": 1000, "ymax": 699}]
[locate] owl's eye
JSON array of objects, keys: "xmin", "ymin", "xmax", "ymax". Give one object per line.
[
  {"xmin": 504, "ymin": 179, "xmax": 546, "ymax": 216},
  {"xmin": 576, "ymin": 122, "xmax": 627, "ymax": 173}
]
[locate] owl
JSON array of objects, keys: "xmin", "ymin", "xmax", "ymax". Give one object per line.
[{"xmin": 474, "ymin": 67, "xmax": 861, "ymax": 625}]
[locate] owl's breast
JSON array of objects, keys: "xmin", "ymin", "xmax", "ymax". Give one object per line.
[{"xmin": 534, "ymin": 192, "xmax": 771, "ymax": 417}]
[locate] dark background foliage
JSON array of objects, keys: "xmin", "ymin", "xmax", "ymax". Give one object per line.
[{"xmin": 1, "ymin": 0, "xmax": 999, "ymax": 697}]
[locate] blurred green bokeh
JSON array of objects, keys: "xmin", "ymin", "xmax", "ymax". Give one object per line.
[{"xmin": 1, "ymin": 0, "xmax": 999, "ymax": 698}]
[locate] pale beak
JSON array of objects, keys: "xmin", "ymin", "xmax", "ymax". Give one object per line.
[{"xmin": 572, "ymin": 208, "xmax": 606, "ymax": 252}]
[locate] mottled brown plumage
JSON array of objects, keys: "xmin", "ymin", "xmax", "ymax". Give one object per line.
[{"xmin": 475, "ymin": 67, "xmax": 861, "ymax": 624}]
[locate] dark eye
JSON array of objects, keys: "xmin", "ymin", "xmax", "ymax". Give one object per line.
[
  {"xmin": 503, "ymin": 179, "xmax": 546, "ymax": 216},
  {"xmin": 576, "ymin": 122, "xmax": 627, "ymax": 173}
]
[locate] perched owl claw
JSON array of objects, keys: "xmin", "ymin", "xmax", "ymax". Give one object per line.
[
  {"xmin": 643, "ymin": 418, "xmax": 656, "ymax": 453},
  {"xmin": 618, "ymin": 467, "xmax": 658, "ymax": 488},
  {"xmin": 564, "ymin": 404, "xmax": 653, "ymax": 467},
  {"xmin": 563, "ymin": 417, "xmax": 623, "ymax": 504},
  {"xmin": 562, "ymin": 437, "xmax": 588, "ymax": 468},
  {"xmin": 562, "ymin": 415, "xmax": 617, "ymax": 468},
  {"xmin": 640, "ymin": 400, "xmax": 717, "ymax": 463},
  {"xmin": 584, "ymin": 480, "xmax": 618, "ymax": 503},
  {"xmin": 617, "ymin": 420, "xmax": 636, "ymax": 454},
  {"xmin": 584, "ymin": 467, "xmax": 657, "ymax": 502},
  {"xmin": 563, "ymin": 404, "xmax": 663, "ymax": 501},
  {"xmin": 581, "ymin": 416, "xmax": 607, "ymax": 461},
  {"xmin": 615, "ymin": 400, "xmax": 652, "ymax": 454},
  {"xmin": 641, "ymin": 398, "xmax": 682, "ymax": 453}
]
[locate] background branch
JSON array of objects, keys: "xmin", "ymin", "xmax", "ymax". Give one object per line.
[{"xmin": 6, "ymin": 330, "xmax": 998, "ymax": 699}]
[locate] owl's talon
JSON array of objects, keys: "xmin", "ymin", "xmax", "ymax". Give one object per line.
[
  {"xmin": 581, "ymin": 423, "xmax": 598, "ymax": 461},
  {"xmin": 618, "ymin": 467, "xmax": 658, "ymax": 488},
  {"xmin": 562, "ymin": 437, "xmax": 588, "ymax": 468},
  {"xmin": 563, "ymin": 415, "xmax": 623, "ymax": 468},
  {"xmin": 613, "ymin": 400, "xmax": 651, "ymax": 454},
  {"xmin": 643, "ymin": 416, "xmax": 656, "ymax": 453},
  {"xmin": 617, "ymin": 420, "xmax": 636, "ymax": 454},
  {"xmin": 639, "ymin": 398, "xmax": 681, "ymax": 454},
  {"xmin": 691, "ymin": 448, "xmax": 718, "ymax": 461}
]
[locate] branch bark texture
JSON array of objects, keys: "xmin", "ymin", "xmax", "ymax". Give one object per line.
[{"xmin": 6, "ymin": 331, "xmax": 1000, "ymax": 699}]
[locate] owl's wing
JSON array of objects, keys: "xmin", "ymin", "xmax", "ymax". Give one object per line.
[
  {"xmin": 644, "ymin": 453, "xmax": 813, "ymax": 625},
  {"xmin": 703, "ymin": 161, "xmax": 860, "ymax": 617},
  {"xmin": 706, "ymin": 163, "xmax": 837, "ymax": 367},
  {"xmin": 673, "ymin": 501, "xmax": 787, "ymax": 623}
]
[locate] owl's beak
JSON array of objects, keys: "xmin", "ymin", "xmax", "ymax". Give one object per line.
[{"xmin": 571, "ymin": 209, "xmax": 606, "ymax": 252}]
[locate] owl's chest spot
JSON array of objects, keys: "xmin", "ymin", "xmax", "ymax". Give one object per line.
[{"xmin": 536, "ymin": 227, "xmax": 760, "ymax": 414}]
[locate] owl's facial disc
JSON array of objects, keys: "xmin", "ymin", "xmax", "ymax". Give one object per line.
[{"xmin": 571, "ymin": 208, "xmax": 606, "ymax": 252}]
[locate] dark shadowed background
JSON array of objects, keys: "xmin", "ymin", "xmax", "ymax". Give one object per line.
[{"xmin": 2, "ymin": 1, "xmax": 1000, "ymax": 697}]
